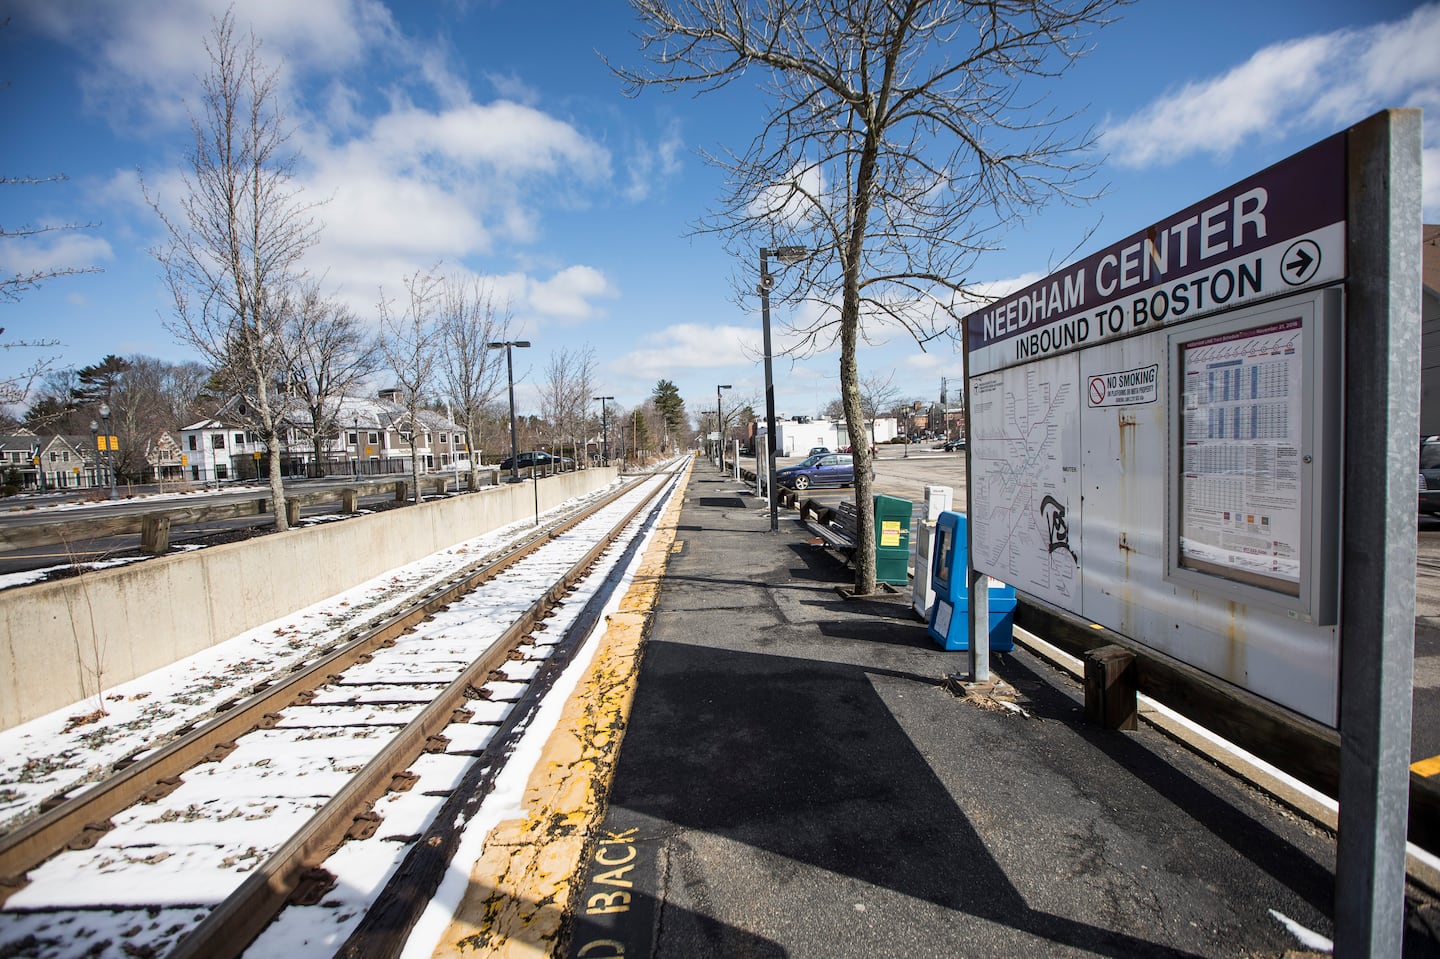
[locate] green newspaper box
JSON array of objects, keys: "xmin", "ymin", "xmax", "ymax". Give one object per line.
[{"xmin": 873, "ymin": 494, "xmax": 913, "ymax": 585}]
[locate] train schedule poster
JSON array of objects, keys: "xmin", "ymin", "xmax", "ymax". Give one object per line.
[{"xmin": 1177, "ymin": 318, "xmax": 1305, "ymax": 596}]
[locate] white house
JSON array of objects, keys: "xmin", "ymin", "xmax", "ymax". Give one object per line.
[{"xmin": 179, "ymin": 391, "xmax": 467, "ymax": 483}]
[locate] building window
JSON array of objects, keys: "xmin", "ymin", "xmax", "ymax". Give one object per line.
[
  {"xmin": 348, "ymin": 431, "xmax": 358, "ymax": 445},
  {"xmin": 49, "ymin": 451, "xmax": 58, "ymax": 462},
  {"xmin": 62, "ymin": 452, "xmax": 69, "ymax": 462},
  {"xmin": 191, "ymin": 466, "xmax": 199, "ymax": 481},
  {"xmin": 188, "ymin": 435, "xmax": 197, "ymax": 451},
  {"xmin": 216, "ymin": 464, "xmax": 229, "ymax": 480},
  {"xmin": 234, "ymin": 433, "xmax": 245, "ymax": 447},
  {"xmin": 212, "ymin": 434, "xmax": 226, "ymax": 449},
  {"xmin": 368, "ymin": 432, "xmax": 379, "ymax": 446}
]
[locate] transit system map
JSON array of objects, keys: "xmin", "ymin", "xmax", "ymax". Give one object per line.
[{"xmin": 968, "ymin": 357, "xmax": 1081, "ymax": 609}]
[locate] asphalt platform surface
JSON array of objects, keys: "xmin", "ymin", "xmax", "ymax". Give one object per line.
[{"xmin": 568, "ymin": 464, "xmax": 1440, "ymax": 958}]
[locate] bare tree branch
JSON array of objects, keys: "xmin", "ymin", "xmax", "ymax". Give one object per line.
[
  {"xmin": 378, "ymin": 267, "xmax": 443, "ymax": 504},
  {"xmin": 614, "ymin": 0, "xmax": 1128, "ymax": 593},
  {"xmin": 437, "ymin": 275, "xmax": 511, "ymax": 487},
  {"xmin": 146, "ymin": 10, "xmax": 322, "ymax": 529}
]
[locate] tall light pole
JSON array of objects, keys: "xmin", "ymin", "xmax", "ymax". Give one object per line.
[
  {"xmin": 352, "ymin": 416, "xmax": 360, "ymax": 479},
  {"xmin": 488, "ymin": 340, "xmax": 530, "ymax": 483},
  {"xmin": 759, "ymin": 245, "xmax": 809, "ymax": 531},
  {"xmin": 715, "ymin": 384, "xmax": 731, "ymax": 467},
  {"xmin": 89, "ymin": 420, "xmax": 99, "ymax": 490},
  {"xmin": 99, "ymin": 401, "xmax": 116, "ymax": 499},
  {"xmin": 593, "ymin": 396, "xmax": 614, "ymax": 465}
]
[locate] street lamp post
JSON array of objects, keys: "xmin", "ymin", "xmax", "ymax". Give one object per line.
[
  {"xmin": 716, "ymin": 384, "xmax": 731, "ymax": 468},
  {"xmin": 759, "ymin": 245, "xmax": 809, "ymax": 532},
  {"xmin": 89, "ymin": 420, "xmax": 99, "ymax": 490},
  {"xmin": 352, "ymin": 417, "xmax": 360, "ymax": 479},
  {"xmin": 593, "ymin": 396, "xmax": 614, "ymax": 466},
  {"xmin": 488, "ymin": 340, "xmax": 531, "ymax": 484},
  {"xmin": 99, "ymin": 402, "xmax": 116, "ymax": 499}
]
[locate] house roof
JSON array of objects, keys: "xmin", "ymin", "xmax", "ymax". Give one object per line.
[{"xmin": 181, "ymin": 394, "xmax": 463, "ymax": 434}]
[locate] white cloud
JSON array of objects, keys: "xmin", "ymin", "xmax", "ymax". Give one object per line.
[
  {"xmin": 1103, "ymin": 4, "xmax": 1440, "ymax": 169},
  {"xmin": 615, "ymin": 323, "xmax": 762, "ymax": 380},
  {"xmin": 366, "ymin": 102, "xmax": 611, "ymax": 179},
  {"xmin": 0, "ymin": 230, "xmax": 113, "ymax": 275},
  {"xmin": 747, "ymin": 161, "xmax": 829, "ymax": 230},
  {"xmin": 15, "ymin": 0, "xmax": 398, "ymax": 131},
  {"xmin": 526, "ymin": 266, "xmax": 618, "ymax": 320},
  {"xmin": 624, "ymin": 121, "xmax": 686, "ymax": 201}
]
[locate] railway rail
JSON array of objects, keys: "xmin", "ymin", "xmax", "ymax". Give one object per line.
[{"xmin": 0, "ymin": 460, "xmax": 687, "ymax": 958}]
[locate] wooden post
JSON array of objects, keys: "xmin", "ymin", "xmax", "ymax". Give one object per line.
[
  {"xmin": 342, "ymin": 489, "xmax": 359, "ymax": 513},
  {"xmin": 285, "ymin": 499, "xmax": 301, "ymax": 527},
  {"xmin": 140, "ymin": 514, "xmax": 170, "ymax": 554},
  {"xmin": 393, "ymin": 481, "xmax": 407, "ymax": 502},
  {"xmin": 1084, "ymin": 644, "xmax": 1137, "ymax": 731}
]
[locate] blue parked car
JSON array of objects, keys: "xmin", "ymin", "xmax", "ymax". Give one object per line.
[{"xmin": 777, "ymin": 452, "xmax": 854, "ymax": 490}]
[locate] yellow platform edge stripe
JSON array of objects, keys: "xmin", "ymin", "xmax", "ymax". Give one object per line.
[{"xmin": 1412, "ymin": 755, "xmax": 1440, "ymax": 778}]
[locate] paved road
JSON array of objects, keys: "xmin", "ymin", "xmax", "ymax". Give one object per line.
[{"xmin": 775, "ymin": 447, "xmax": 1439, "ymax": 768}]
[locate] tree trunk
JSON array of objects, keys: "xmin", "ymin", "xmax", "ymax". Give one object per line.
[
  {"xmin": 409, "ymin": 436, "xmax": 422, "ymax": 504},
  {"xmin": 266, "ymin": 424, "xmax": 289, "ymax": 532},
  {"xmin": 466, "ymin": 426, "xmax": 480, "ymax": 490}
]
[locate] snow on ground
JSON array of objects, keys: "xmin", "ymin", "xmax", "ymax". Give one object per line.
[
  {"xmin": 0, "ymin": 467, "xmax": 682, "ymax": 959},
  {"xmin": 0, "ymin": 481, "xmax": 629, "ymax": 834}
]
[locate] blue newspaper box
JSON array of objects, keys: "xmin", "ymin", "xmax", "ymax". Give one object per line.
[{"xmin": 926, "ymin": 510, "xmax": 1016, "ymax": 652}]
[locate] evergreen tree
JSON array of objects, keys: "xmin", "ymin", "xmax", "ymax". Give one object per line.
[
  {"xmin": 652, "ymin": 379, "xmax": 685, "ymax": 441},
  {"xmin": 72, "ymin": 355, "xmax": 129, "ymax": 407}
]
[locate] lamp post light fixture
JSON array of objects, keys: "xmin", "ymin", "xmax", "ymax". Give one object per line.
[
  {"xmin": 487, "ymin": 340, "xmax": 531, "ymax": 484},
  {"xmin": 716, "ymin": 384, "xmax": 731, "ymax": 467},
  {"xmin": 98, "ymin": 401, "xmax": 117, "ymax": 499},
  {"xmin": 593, "ymin": 395, "xmax": 614, "ymax": 465},
  {"xmin": 89, "ymin": 419, "xmax": 99, "ymax": 490},
  {"xmin": 759, "ymin": 245, "xmax": 809, "ymax": 531}
]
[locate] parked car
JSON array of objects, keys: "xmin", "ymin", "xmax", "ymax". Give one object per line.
[
  {"xmin": 1421, "ymin": 436, "xmax": 1440, "ymax": 514},
  {"xmin": 806, "ymin": 446, "xmax": 832, "ymax": 457},
  {"xmin": 942, "ymin": 437, "xmax": 966, "ymax": 451},
  {"xmin": 499, "ymin": 451, "xmax": 558, "ymax": 471},
  {"xmin": 776, "ymin": 452, "xmax": 854, "ymax": 490}
]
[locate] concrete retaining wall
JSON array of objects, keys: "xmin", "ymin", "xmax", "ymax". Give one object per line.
[{"xmin": 0, "ymin": 469, "xmax": 618, "ymax": 731}]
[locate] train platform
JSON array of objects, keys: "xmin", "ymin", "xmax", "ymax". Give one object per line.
[{"xmin": 561, "ymin": 462, "xmax": 1440, "ymax": 958}]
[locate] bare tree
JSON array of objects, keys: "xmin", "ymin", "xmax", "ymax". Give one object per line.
[
  {"xmin": 437, "ymin": 276, "xmax": 510, "ymax": 488},
  {"xmin": 540, "ymin": 346, "xmax": 596, "ymax": 470},
  {"xmin": 615, "ymin": 0, "xmax": 1124, "ymax": 592},
  {"xmin": 283, "ymin": 285, "xmax": 381, "ymax": 476},
  {"xmin": 147, "ymin": 11, "xmax": 320, "ymax": 530},
  {"xmin": 378, "ymin": 268, "xmax": 442, "ymax": 503},
  {"xmin": 119, "ymin": 356, "xmax": 212, "ymax": 480},
  {"xmin": 858, "ymin": 371, "xmax": 900, "ymax": 446},
  {"xmin": 1, "ymin": 175, "xmax": 97, "ymax": 404}
]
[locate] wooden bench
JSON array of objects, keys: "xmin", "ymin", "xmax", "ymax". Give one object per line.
[{"xmin": 805, "ymin": 500, "xmax": 860, "ymax": 554}]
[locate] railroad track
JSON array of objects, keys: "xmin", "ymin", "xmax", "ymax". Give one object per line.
[{"xmin": 0, "ymin": 461, "xmax": 686, "ymax": 958}]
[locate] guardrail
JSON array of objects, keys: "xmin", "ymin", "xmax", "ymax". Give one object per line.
[{"xmin": 0, "ymin": 474, "xmax": 498, "ymax": 554}]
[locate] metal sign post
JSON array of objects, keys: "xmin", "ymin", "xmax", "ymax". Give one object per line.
[{"xmin": 1335, "ymin": 107, "xmax": 1421, "ymax": 958}]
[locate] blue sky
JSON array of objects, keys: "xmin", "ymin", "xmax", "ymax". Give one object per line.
[{"xmin": 2, "ymin": 0, "xmax": 1437, "ymax": 425}]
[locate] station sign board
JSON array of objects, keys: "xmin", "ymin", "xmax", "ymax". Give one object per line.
[
  {"xmin": 967, "ymin": 134, "xmax": 1345, "ymax": 377},
  {"xmin": 960, "ymin": 131, "xmax": 1350, "ymax": 727}
]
